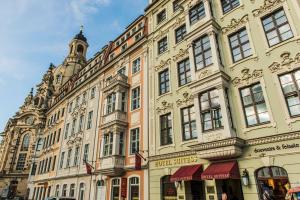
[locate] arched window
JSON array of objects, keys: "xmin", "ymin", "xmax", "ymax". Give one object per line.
[
  {"xmin": 21, "ymin": 134, "xmax": 30, "ymax": 151},
  {"xmin": 62, "ymin": 184, "xmax": 67, "ymax": 197},
  {"xmin": 55, "ymin": 185, "xmax": 60, "ymax": 197},
  {"xmin": 77, "ymin": 44, "xmax": 84, "ymax": 54},
  {"xmin": 36, "ymin": 138, "xmax": 43, "ymax": 151},
  {"xmin": 256, "ymin": 166, "xmax": 289, "ymax": 199},
  {"xmin": 78, "ymin": 183, "xmax": 85, "ymax": 200},
  {"xmin": 129, "ymin": 177, "xmax": 139, "ymax": 200},
  {"xmin": 161, "ymin": 175, "xmax": 177, "ymax": 200},
  {"xmin": 69, "ymin": 184, "xmax": 75, "ymax": 197}
]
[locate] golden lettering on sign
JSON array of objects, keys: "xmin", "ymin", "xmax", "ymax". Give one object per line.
[{"xmin": 154, "ymin": 156, "xmax": 198, "ymax": 168}]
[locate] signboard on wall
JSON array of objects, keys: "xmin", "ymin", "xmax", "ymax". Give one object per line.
[{"xmin": 121, "ymin": 178, "xmax": 127, "ymax": 198}]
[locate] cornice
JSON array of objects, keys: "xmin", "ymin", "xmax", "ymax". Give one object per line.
[{"xmin": 246, "ymin": 131, "xmax": 300, "ymax": 146}]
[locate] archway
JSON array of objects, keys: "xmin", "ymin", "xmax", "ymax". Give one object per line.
[{"xmin": 255, "ymin": 166, "xmax": 290, "ymax": 200}]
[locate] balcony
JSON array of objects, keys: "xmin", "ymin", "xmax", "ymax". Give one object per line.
[
  {"xmin": 99, "ymin": 155, "xmax": 125, "ymax": 176},
  {"xmin": 101, "ymin": 110, "xmax": 128, "ymax": 128},
  {"xmin": 103, "ymin": 73, "xmax": 129, "ymax": 92}
]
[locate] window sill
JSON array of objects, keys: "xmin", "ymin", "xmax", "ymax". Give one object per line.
[
  {"xmin": 229, "ymin": 54, "xmax": 258, "ymax": 71},
  {"xmin": 179, "ymin": 139, "xmax": 198, "ymax": 147},
  {"xmin": 157, "ymin": 143, "xmax": 176, "ymax": 151},
  {"xmin": 220, "ymin": 4, "xmax": 245, "ymax": 21},
  {"xmin": 265, "ymin": 36, "xmax": 300, "ymax": 56},
  {"xmin": 242, "ymin": 122, "xmax": 276, "ymax": 134}
]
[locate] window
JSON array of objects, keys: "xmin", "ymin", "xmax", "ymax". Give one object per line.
[
  {"xmin": 103, "ymin": 133, "xmax": 113, "ymax": 157},
  {"xmin": 74, "ymin": 146, "xmax": 80, "ymax": 166},
  {"xmin": 31, "ymin": 163, "xmax": 37, "ymax": 175},
  {"xmin": 71, "ymin": 118, "xmax": 77, "ymax": 135},
  {"xmin": 64, "ymin": 123, "xmax": 69, "ymax": 139},
  {"xmin": 83, "ymin": 144, "xmax": 89, "ymax": 162},
  {"xmin": 16, "ymin": 153, "xmax": 27, "ymax": 170},
  {"xmin": 221, "ymin": 0, "xmax": 240, "ymax": 13},
  {"xmin": 52, "ymin": 156, "xmax": 56, "ymax": 171},
  {"xmin": 87, "ymin": 111, "xmax": 93, "ymax": 129},
  {"xmin": 240, "ymin": 83, "xmax": 270, "ymax": 126},
  {"xmin": 132, "ymin": 58, "xmax": 141, "ymax": 74},
  {"xmin": 21, "ymin": 134, "xmax": 30, "ymax": 151},
  {"xmin": 36, "ymin": 139, "xmax": 43, "ymax": 151},
  {"xmin": 110, "ymin": 53, "xmax": 115, "ymax": 60},
  {"xmin": 78, "ymin": 183, "xmax": 85, "ymax": 200},
  {"xmin": 279, "ymin": 70, "xmax": 300, "ymax": 117},
  {"xmin": 62, "ymin": 184, "xmax": 67, "ymax": 197},
  {"xmin": 119, "ymin": 132, "xmax": 124, "ymax": 155},
  {"xmin": 131, "ymin": 87, "xmax": 141, "ymax": 110},
  {"xmin": 160, "ymin": 113, "xmax": 173, "ymax": 146},
  {"xmin": 193, "ymin": 35, "xmax": 212, "ymax": 70},
  {"xmin": 262, "ymin": 9, "xmax": 293, "ymax": 47},
  {"xmin": 175, "ymin": 24, "xmax": 187, "ymax": 43},
  {"xmin": 135, "ymin": 32, "xmax": 142, "ymax": 41},
  {"xmin": 48, "ymin": 157, "xmax": 52, "ymax": 172},
  {"xmin": 157, "ymin": 9, "xmax": 166, "ymax": 24},
  {"xmin": 178, "ymin": 58, "xmax": 191, "ymax": 86},
  {"xmin": 159, "ymin": 69, "xmax": 170, "ymax": 95},
  {"xmin": 189, "ymin": 2, "xmax": 205, "ymax": 25},
  {"xmin": 60, "ymin": 152, "xmax": 65, "ymax": 169},
  {"xmin": 78, "ymin": 115, "xmax": 84, "ymax": 132},
  {"xmin": 68, "ymin": 102, "xmax": 73, "ymax": 113},
  {"xmin": 82, "ymin": 92, "xmax": 87, "ymax": 103},
  {"xmin": 118, "ymin": 67, "xmax": 126, "ymax": 75},
  {"xmin": 158, "ymin": 37, "xmax": 168, "ymax": 55},
  {"xmin": 130, "ymin": 128, "xmax": 140, "ymax": 155},
  {"xmin": 55, "ymin": 185, "xmax": 60, "ymax": 197},
  {"xmin": 161, "ymin": 176, "xmax": 177, "ymax": 200},
  {"xmin": 181, "ymin": 106, "xmax": 197, "ymax": 141},
  {"xmin": 66, "ymin": 149, "xmax": 72, "ymax": 168},
  {"xmin": 173, "ymin": 0, "xmax": 180, "ymax": 12},
  {"xmin": 91, "ymin": 87, "xmax": 96, "ymax": 99},
  {"xmin": 229, "ymin": 28, "xmax": 252, "ymax": 62},
  {"xmin": 106, "ymin": 93, "xmax": 116, "ymax": 114},
  {"xmin": 69, "ymin": 184, "xmax": 75, "ymax": 197},
  {"xmin": 122, "ymin": 43, "xmax": 127, "ymax": 52},
  {"xmin": 200, "ymin": 89, "xmax": 222, "ymax": 131},
  {"xmin": 57, "ymin": 128, "xmax": 61, "ymax": 143},
  {"xmin": 121, "ymin": 92, "xmax": 127, "ymax": 112},
  {"xmin": 129, "ymin": 177, "xmax": 139, "ymax": 200},
  {"xmin": 111, "ymin": 179, "xmax": 120, "ymax": 200},
  {"xmin": 75, "ymin": 96, "xmax": 80, "ymax": 108},
  {"xmin": 61, "ymin": 108, "xmax": 65, "ymax": 117}
]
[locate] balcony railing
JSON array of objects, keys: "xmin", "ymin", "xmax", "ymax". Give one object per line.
[
  {"xmin": 99, "ymin": 155, "xmax": 125, "ymax": 176},
  {"xmin": 101, "ymin": 110, "xmax": 127, "ymax": 127}
]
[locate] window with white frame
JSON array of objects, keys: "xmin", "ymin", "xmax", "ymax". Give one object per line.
[
  {"xmin": 59, "ymin": 152, "xmax": 65, "ymax": 169},
  {"xmin": 83, "ymin": 144, "xmax": 89, "ymax": 162},
  {"xmin": 160, "ymin": 113, "xmax": 173, "ymax": 146},
  {"xmin": 62, "ymin": 184, "xmax": 67, "ymax": 197},
  {"xmin": 132, "ymin": 58, "xmax": 141, "ymax": 74},
  {"xmin": 68, "ymin": 102, "xmax": 73, "ymax": 113},
  {"xmin": 129, "ymin": 177, "xmax": 139, "ymax": 200},
  {"xmin": 87, "ymin": 111, "xmax": 93, "ymax": 129},
  {"xmin": 74, "ymin": 146, "xmax": 80, "ymax": 166},
  {"xmin": 64, "ymin": 123, "xmax": 69, "ymax": 139},
  {"xmin": 111, "ymin": 179, "xmax": 120, "ymax": 200},
  {"xmin": 78, "ymin": 115, "xmax": 84, "ymax": 132},
  {"xmin": 130, "ymin": 128, "xmax": 140, "ymax": 155},
  {"xmin": 69, "ymin": 184, "xmax": 75, "ymax": 197},
  {"xmin": 119, "ymin": 132, "xmax": 125, "ymax": 156},
  {"xmin": 106, "ymin": 93, "xmax": 116, "ymax": 114},
  {"xmin": 121, "ymin": 92, "xmax": 127, "ymax": 112},
  {"xmin": 91, "ymin": 87, "xmax": 96, "ymax": 99},
  {"xmin": 131, "ymin": 87, "xmax": 141, "ymax": 110},
  {"xmin": 71, "ymin": 118, "xmax": 77, "ymax": 135},
  {"xmin": 181, "ymin": 106, "xmax": 197, "ymax": 141},
  {"xmin": 55, "ymin": 185, "xmax": 60, "ymax": 196},
  {"xmin": 16, "ymin": 153, "xmax": 27, "ymax": 170},
  {"xmin": 103, "ymin": 133, "xmax": 113, "ymax": 157},
  {"xmin": 78, "ymin": 183, "xmax": 85, "ymax": 200},
  {"xmin": 66, "ymin": 148, "xmax": 72, "ymax": 168}
]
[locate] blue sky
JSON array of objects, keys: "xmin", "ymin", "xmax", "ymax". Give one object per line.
[{"xmin": 0, "ymin": 0, "xmax": 148, "ymax": 131}]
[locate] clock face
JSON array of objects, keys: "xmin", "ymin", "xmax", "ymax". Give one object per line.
[{"xmin": 25, "ymin": 116, "xmax": 34, "ymax": 125}]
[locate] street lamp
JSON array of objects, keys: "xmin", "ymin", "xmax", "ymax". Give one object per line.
[{"xmin": 242, "ymin": 169, "xmax": 250, "ymax": 186}]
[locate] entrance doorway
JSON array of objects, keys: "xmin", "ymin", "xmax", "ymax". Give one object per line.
[
  {"xmin": 185, "ymin": 180, "xmax": 206, "ymax": 200},
  {"xmin": 97, "ymin": 180, "xmax": 106, "ymax": 200},
  {"xmin": 216, "ymin": 179, "xmax": 244, "ymax": 200},
  {"xmin": 256, "ymin": 166, "xmax": 289, "ymax": 200}
]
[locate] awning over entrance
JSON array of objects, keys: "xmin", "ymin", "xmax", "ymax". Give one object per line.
[
  {"xmin": 170, "ymin": 164, "xmax": 203, "ymax": 182},
  {"xmin": 201, "ymin": 161, "xmax": 240, "ymax": 180}
]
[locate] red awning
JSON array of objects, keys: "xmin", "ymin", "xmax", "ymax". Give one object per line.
[
  {"xmin": 201, "ymin": 161, "xmax": 240, "ymax": 180},
  {"xmin": 289, "ymin": 186, "xmax": 300, "ymax": 194},
  {"xmin": 170, "ymin": 164, "xmax": 202, "ymax": 182}
]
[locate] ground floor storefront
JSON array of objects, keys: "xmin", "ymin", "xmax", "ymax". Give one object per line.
[
  {"xmin": 0, "ymin": 175, "xmax": 28, "ymax": 199},
  {"xmin": 95, "ymin": 170, "xmax": 147, "ymax": 200},
  {"xmin": 149, "ymin": 135, "xmax": 300, "ymax": 200}
]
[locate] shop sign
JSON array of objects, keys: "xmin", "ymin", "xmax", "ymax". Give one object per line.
[
  {"xmin": 121, "ymin": 178, "xmax": 127, "ymax": 198},
  {"xmin": 154, "ymin": 155, "xmax": 198, "ymax": 168},
  {"xmin": 253, "ymin": 143, "xmax": 300, "ymax": 154}
]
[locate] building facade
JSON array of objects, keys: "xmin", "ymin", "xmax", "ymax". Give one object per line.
[
  {"xmin": 1, "ymin": 0, "xmax": 300, "ymax": 200},
  {"xmin": 146, "ymin": 0, "xmax": 300, "ymax": 200}
]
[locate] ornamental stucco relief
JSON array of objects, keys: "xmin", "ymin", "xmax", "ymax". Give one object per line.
[
  {"xmin": 268, "ymin": 52, "xmax": 300, "ymax": 73},
  {"xmin": 222, "ymin": 14, "xmax": 249, "ymax": 34},
  {"xmin": 232, "ymin": 68, "xmax": 263, "ymax": 87},
  {"xmin": 252, "ymin": 0, "xmax": 286, "ymax": 17}
]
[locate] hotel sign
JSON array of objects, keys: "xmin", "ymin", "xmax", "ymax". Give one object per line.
[{"xmin": 154, "ymin": 155, "xmax": 198, "ymax": 168}]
